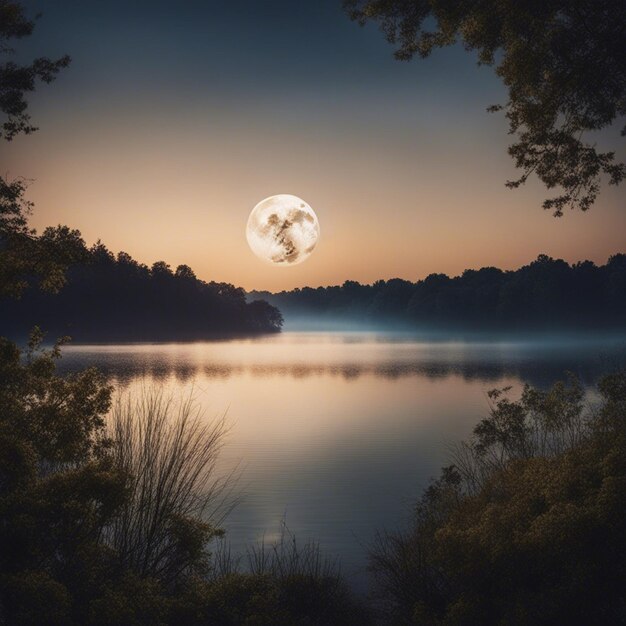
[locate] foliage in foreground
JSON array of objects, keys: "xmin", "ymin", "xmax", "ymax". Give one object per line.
[
  {"xmin": 0, "ymin": 334, "xmax": 222, "ymax": 624},
  {"xmin": 184, "ymin": 523, "xmax": 371, "ymax": 626},
  {"xmin": 370, "ymin": 372, "xmax": 626, "ymax": 625},
  {"xmin": 0, "ymin": 336, "xmax": 367, "ymax": 625},
  {"xmin": 4, "ymin": 331, "xmax": 623, "ymax": 626}
]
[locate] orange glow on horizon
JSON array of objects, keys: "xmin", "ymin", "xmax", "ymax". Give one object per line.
[{"xmin": 7, "ymin": 107, "xmax": 626, "ymax": 292}]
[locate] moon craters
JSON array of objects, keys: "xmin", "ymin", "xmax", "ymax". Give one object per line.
[{"xmin": 246, "ymin": 195, "xmax": 320, "ymax": 266}]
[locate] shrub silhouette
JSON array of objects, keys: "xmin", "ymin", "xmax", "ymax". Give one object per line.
[{"xmin": 370, "ymin": 371, "xmax": 626, "ymax": 625}]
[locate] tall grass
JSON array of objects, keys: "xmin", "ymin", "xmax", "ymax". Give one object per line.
[
  {"xmin": 247, "ymin": 517, "xmax": 341, "ymax": 582},
  {"xmin": 212, "ymin": 516, "xmax": 341, "ymax": 582},
  {"xmin": 102, "ymin": 388, "xmax": 370, "ymax": 623},
  {"xmin": 209, "ymin": 518, "xmax": 370, "ymax": 625},
  {"xmin": 106, "ymin": 388, "xmax": 236, "ymax": 584}
]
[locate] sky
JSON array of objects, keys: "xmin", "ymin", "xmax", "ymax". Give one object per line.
[{"xmin": 5, "ymin": 0, "xmax": 626, "ymax": 291}]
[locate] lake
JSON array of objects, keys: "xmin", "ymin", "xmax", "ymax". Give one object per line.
[{"xmin": 58, "ymin": 332, "xmax": 626, "ymax": 589}]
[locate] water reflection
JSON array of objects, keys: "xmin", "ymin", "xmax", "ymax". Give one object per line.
[
  {"xmin": 59, "ymin": 332, "xmax": 626, "ymax": 388},
  {"xmin": 57, "ymin": 332, "xmax": 626, "ymax": 590}
]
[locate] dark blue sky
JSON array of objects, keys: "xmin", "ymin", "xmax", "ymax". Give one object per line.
[{"xmin": 21, "ymin": 0, "xmax": 497, "ymax": 105}]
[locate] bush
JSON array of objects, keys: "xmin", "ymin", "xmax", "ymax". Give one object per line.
[
  {"xmin": 190, "ymin": 522, "xmax": 372, "ymax": 625},
  {"xmin": 0, "ymin": 334, "xmax": 368, "ymax": 624},
  {"xmin": 370, "ymin": 372, "xmax": 626, "ymax": 625}
]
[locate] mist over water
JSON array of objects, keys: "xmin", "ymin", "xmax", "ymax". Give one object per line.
[{"xmin": 59, "ymin": 332, "xmax": 626, "ymax": 590}]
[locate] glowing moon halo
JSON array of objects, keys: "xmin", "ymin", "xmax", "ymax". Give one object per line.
[{"xmin": 246, "ymin": 194, "xmax": 320, "ymax": 266}]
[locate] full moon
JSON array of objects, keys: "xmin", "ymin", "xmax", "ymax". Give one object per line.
[{"xmin": 246, "ymin": 194, "xmax": 320, "ymax": 266}]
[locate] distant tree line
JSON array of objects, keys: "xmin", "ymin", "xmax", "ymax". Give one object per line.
[
  {"xmin": 250, "ymin": 254, "xmax": 626, "ymax": 332},
  {"xmin": 0, "ymin": 242, "xmax": 283, "ymax": 341}
]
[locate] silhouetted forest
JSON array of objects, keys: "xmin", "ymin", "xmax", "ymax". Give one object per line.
[
  {"xmin": 250, "ymin": 254, "xmax": 626, "ymax": 332},
  {"xmin": 0, "ymin": 243, "xmax": 283, "ymax": 341}
]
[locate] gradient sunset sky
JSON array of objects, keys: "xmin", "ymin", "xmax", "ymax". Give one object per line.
[{"xmin": 6, "ymin": 0, "xmax": 625, "ymax": 291}]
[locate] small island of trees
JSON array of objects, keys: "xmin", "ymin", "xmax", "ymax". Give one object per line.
[{"xmin": 1, "ymin": 242, "xmax": 283, "ymax": 342}]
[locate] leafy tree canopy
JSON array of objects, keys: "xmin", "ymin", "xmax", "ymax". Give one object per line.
[
  {"xmin": 0, "ymin": 0, "xmax": 70, "ymax": 141},
  {"xmin": 0, "ymin": 177, "xmax": 86, "ymax": 298},
  {"xmin": 0, "ymin": 2, "xmax": 79, "ymax": 298},
  {"xmin": 345, "ymin": 0, "xmax": 626, "ymax": 215}
]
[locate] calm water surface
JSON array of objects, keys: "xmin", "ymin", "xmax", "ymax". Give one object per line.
[{"xmin": 59, "ymin": 332, "xmax": 626, "ymax": 588}]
